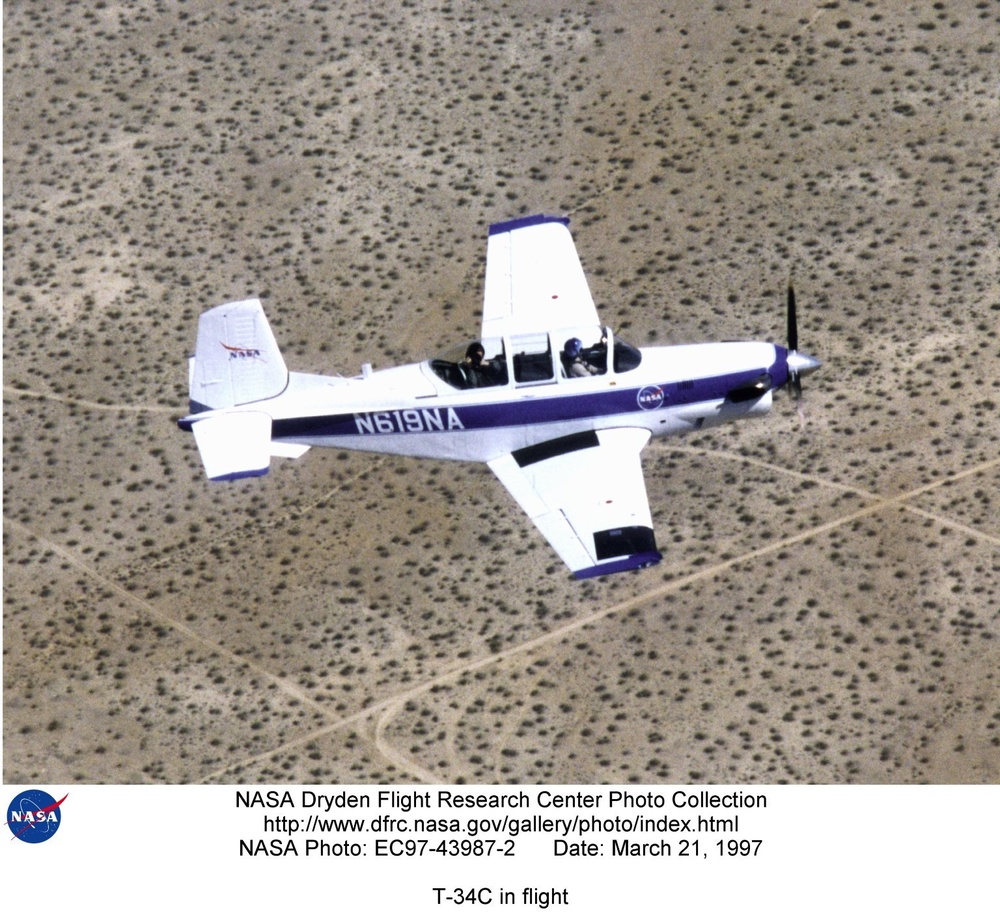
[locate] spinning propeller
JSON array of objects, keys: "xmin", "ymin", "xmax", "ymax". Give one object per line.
[{"xmin": 784, "ymin": 280, "xmax": 821, "ymax": 400}]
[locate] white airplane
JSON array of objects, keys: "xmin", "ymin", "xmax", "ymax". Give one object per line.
[{"xmin": 179, "ymin": 214, "xmax": 820, "ymax": 578}]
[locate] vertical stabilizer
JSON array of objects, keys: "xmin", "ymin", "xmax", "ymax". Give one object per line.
[{"xmin": 189, "ymin": 298, "xmax": 288, "ymax": 412}]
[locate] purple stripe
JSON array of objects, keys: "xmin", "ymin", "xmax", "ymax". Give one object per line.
[
  {"xmin": 771, "ymin": 346, "xmax": 791, "ymax": 389},
  {"xmin": 488, "ymin": 214, "xmax": 569, "ymax": 236},
  {"xmin": 574, "ymin": 551, "xmax": 663, "ymax": 580},
  {"xmin": 271, "ymin": 363, "xmax": 780, "ymax": 442},
  {"xmin": 209, "ymin": 467, "xmax": 270, "ymax": 482}
]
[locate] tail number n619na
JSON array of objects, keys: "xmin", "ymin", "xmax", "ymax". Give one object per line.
[{"xmin": 354, "ymin": 408, "xmax": 465, "ymax": 435}]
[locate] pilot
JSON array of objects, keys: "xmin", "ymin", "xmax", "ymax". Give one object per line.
[
  {"xmin": 563, "ymin": 337, "xmax": 600, "ymax": 377},
  {"xmin": 465, "ymin": 342, "xmax": 486, "ymax": 367},
  {"xmin": 463, "ymin": 342, "xmax": 500, "ymax": 387}
]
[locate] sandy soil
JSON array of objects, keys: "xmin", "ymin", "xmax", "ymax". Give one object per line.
[{"xmin": 4, "ymin": 0, "xmax": 998, "ymax": 784}]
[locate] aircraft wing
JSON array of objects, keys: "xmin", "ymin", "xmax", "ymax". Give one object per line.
[
  {"xmin": 482, "ymin": 215, "xmax": 600, "ymax": 340},
  {"xmin": 488, "ymin": 427, "xmax": 662, "ymax": 579}
]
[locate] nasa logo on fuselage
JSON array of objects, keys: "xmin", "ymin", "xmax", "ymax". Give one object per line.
[{"xmin": 637, "ymin": 385, "xmax": 665, "ymax": 410}]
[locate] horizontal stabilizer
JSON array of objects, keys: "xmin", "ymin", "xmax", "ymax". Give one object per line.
[{"xmin": 191, "ymin": 411, "xmax": 272, "ymax": 481}]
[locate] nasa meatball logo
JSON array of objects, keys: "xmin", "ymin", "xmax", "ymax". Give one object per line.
[
  {"xmin": 6, "ymin": 790, "xmax": 67, "ymax": 844},
  {"xmin": 637, "ymin": 385, "xmax": 664, "ymax": 410}
]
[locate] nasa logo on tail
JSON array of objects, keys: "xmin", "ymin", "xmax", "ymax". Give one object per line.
[
  {"xmin": 221, "ymin": 342, "xmax": 264, "ymax": 360},
  {"xmin": 6, "ymin": 789, "xmax": 67, "ymax": 844}
]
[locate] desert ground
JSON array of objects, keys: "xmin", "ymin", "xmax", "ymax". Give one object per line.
[{"xmin": 4, "ymin": 0, "xmax": 998, "ymax": 784}]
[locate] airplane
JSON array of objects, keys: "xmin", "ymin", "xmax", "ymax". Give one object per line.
[{"xmin": 178, "ymin": 214, "xmax": 821, "ymax": 579}]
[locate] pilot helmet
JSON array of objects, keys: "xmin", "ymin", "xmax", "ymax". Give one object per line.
[{"xmin": 564, "ymin": 337, "xmax": 583, "ymax": 358}]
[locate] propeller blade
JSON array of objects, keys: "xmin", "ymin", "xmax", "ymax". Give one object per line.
[
  {"xmin": 786, "ymin": 280, "xmax": 798, "ymax": 353},
  {"xmin": 781, "ymin": 279, "xmax": 819, "ymax": 409}
]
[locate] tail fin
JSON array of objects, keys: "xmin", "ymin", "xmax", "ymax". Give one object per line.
[
  {"xmin": 181, "ymin": 298, "xmax": 296, "ymax": 481},
  {"xmin": 189, "ymin": 298, "xmax": 288, "ymax": 412}
]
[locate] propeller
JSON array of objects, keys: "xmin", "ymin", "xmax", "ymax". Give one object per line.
[
  {"xmin": 784, "ymin": 279, "xmax": 821, "ymax": 402},
  {"xmin": 787, "ymin": 281, "xmax": 798, "ymax": 357}
]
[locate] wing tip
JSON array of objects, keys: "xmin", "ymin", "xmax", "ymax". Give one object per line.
[
  {"xmin": 488, "ymin": 213, "xmax": 569, "ymax": 237},
  {"xmin": 207, "ymin": 467, "xmax": 270, "ymax": 482},
  {"xmin": 573, "ymin": 550, "xmax": 663, "ymax": 580}
]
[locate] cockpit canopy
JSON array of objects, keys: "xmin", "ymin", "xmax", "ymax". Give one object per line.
[{"xmin": 429, "ymin": 327, "xmax": 642, "ymax": 391}]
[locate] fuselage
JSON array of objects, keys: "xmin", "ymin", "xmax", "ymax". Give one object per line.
[{"xmin": 248, "ymin": 337, "xmax": 790, "ymax": 463}]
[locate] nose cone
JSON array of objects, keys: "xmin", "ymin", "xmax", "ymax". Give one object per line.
[{"xmin": 787, "ymin": 350, "xmax": 822, "ymax": 378}]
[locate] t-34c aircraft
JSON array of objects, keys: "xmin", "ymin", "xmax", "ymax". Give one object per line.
[{"xmin": 179, "ymin": 214, "xmax": 820, "ymax": 578}]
